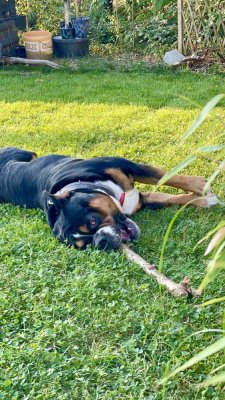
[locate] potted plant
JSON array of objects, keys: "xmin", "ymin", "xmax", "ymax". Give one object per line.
[{"xmin": 53, "ymin": 0, "xmax": 89, "ymax": 58}]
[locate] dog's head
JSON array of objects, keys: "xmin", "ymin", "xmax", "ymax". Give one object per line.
[{"xmin": 43, "ymin": 188, "xmax": 140, "ymax": 250}]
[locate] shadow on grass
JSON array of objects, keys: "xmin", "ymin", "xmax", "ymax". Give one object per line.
[{"xmin": 0, "ymin": 59, "xmax": 225, "ymax": 109}]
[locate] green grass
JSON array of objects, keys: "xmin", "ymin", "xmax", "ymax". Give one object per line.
[{"xmin": 0, "ymin": 60, "xmax": 225, "ymax": 399}]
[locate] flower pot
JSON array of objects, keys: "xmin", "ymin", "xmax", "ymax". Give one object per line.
[
  {"xmin": 53, "ymin": 36, "xmax": 89, "ymax": 58},
  {"xmin": 23, "ymin": 30, "xmax": 53, "ymax": 60},
  {"xmin": 71, "ymin": 17, "xmax": 89, "ymax": 38}
]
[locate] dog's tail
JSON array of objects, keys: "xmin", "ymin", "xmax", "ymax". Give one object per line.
[{"xmin": 0, "ymin": 147, "xmax": 37, "ymax": 164}]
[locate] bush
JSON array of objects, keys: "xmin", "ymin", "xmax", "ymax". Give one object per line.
[
  {"xmin": 88, "ymin": 1, "xmax": 177, "ymax": 53},
  {"xmin": 17, "ymin": 0, "xmax": 66, "ymax": 34}
]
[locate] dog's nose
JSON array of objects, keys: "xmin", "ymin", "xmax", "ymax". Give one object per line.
[
  {"xmin": 96, "ymin": 237, "xmax": 110, "ymax": 250},
  {"xmin": 93, "ymin": 226, "xmax": 121, "ymax": 250}
]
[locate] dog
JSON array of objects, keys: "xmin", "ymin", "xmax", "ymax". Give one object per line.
[{"xmin": 0, "ymin": 147, "xmax": 219, "ymax": 250}]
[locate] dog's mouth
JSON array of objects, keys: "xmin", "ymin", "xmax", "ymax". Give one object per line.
[
  {"xmin": 92, "ymin": 218, "xmax": 140, "ymax": 250},
  {"xmin": 119, "ymin": 218, "xmax": 140, "ymax": 242}
]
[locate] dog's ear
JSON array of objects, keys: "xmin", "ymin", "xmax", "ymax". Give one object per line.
[
  {"xmin": 42, "ymin": 190, "xmax": 63, "ymax": 210},
  {"xmin": 42, "ymin": 190, "xmax": 68, "ymax": 229},
  {"xmin": 42, "ymin": 190, "xmax": 70, "ymax": 210}
]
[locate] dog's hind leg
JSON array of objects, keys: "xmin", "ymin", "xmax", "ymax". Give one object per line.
[
  {"xmin": 0, "ymin": 147, "xmax": 37, "ymax": 163},
  {"xmin": 141, "ymin": 191, "xmax": 219, "ymax": 209},
  {"xmin": 130, "ymin": 162, "xmax": 209, "ymax": 196}
]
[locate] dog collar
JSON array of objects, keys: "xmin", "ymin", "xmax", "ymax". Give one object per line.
[
  {"xmin": 55, "ymin": 181, "xmax": 125, "ymax": 203},
  {"xmin": 54, "ymin": 181, "xmax": 138, "ymax": 215},
  {"xmin": 119, "ymin": 191, "xmax": 125, "ymax": 206},
  {"xmin": 55, "ymin": 181, "xmax": 114, "ymax": 196}
]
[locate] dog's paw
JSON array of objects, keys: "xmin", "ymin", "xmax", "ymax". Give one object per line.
[
  {"xmin": 192, "ymin": 193, "xmax": 219, "ymax": 208},
  {"xmin": 184, "ymin": 176, "xmax": 207, "ymax": 196}
]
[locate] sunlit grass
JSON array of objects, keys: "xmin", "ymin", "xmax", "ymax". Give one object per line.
[{"xmin": 0, "ymin": 63, "xmax": 224, "ymax": 399}]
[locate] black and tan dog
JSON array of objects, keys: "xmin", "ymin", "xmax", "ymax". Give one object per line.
[{"xmin": 0, "ymin": 147, "xmax": 218, "ymax": 250}]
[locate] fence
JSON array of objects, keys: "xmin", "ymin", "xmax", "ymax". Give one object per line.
[{"xmin": 178, "ymin": 0, "xmax": 225, "ymax": 54}]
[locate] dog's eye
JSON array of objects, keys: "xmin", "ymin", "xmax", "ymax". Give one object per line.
[{"xmin": 90, "ymin": 216, "xmax": 97, "ymax": 226}]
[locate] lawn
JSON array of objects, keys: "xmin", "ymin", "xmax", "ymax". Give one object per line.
[{"xmin": 0, "ymin": 60, "xmax": 225, "ymax": 400}]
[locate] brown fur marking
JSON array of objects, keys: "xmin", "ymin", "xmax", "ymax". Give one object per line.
[
  {"xmin": 134, "ymin": 166, "xmax": 164, "ymax": 185},
  {"xmin": 31, "ymin": 152, "xmax": 38, "ymax": 160},
  {"xmin": 79, "ymin": 224, "xmax": 90, "ymax": 233},
  {"xmin": 75, "ymin": 240, "xmax": 85, "ymax": 248},
  {"xmin": 105, "ymin": 168, "xmax": 134, "ymax": 191},
  {"xmin": 90, "ymin": 195, "xmax": 120, "ymax": 217}
]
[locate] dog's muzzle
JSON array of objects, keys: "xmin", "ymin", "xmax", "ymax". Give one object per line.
[{"xmin": 93, "ymin": 218, "xmax": 140, "ymax": 250}]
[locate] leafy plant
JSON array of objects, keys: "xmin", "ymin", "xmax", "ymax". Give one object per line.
[
  {"xmin": 16, "ymin": 0, "xmax": 64, "ymax": 34},
  {"xmin": 158, "ymin": 95, "xmax": 225, "ymax": 391},
  {"xmin": 152, "ymin": 0, "xmax": 176, "ymax": 11}
]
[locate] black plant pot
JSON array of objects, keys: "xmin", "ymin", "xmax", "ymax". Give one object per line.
[
  {"xmin": 71, "ymin": 17, "xmax": 89, "ymax": 38},
  {"xmin": 53, "ymin": 36, "xmax": 89, "ymax": 58},
  {"xmin": 14, "ymin": 45, "xmax": 26, "ymax": 58}
]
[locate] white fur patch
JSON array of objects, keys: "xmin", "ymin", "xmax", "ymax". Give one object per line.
[
  {"xmin": 122, "ymin": 188, "xmax": 140, "ymax": 215},
  {"xmin": 206, "ymin": 194, "xmax": 219, "ymax": 207},
  {"xmin": 96, "ymin": 226, "xmax": 115, "ymax": 236}
]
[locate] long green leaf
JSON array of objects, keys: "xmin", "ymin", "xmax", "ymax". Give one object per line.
[
  {"xmin": 205, "ymin": 227, "xmax": 225, "ymax": 256},
  {"xmin": 204, "ymin": 159, "xmax": 225, "ymax": 193},
  {"xmin": 200, "ymin": 296, "xmax": 225, "ymax": 307},
  {"xmin": 155, "ymin": 155, "xmax": 197, "ymax": 190},
  {"xmin": 197, "ymin": 144, "xmax": 225, "ymax": 153},
  {"xmin": 199, "ymin": 242, "xmax": 225, "ymax": 290},
  {"xmin": 194, "ymin": 220, "xmax": 225, "ymax": 249},
  {"xmin": 180, "ymin": 94, "xmax": 225, "ymax": 144},
  {"xmin": 210, "ymin": 363, "xmax": 225, "ymax": 375},
  {"xmin": 158, "ymin": 196, "xmax": 206, "ymax": 275},
  {"xmin": 160, "ymin": 329, "xmax": 225, "ymax": 394},
  {"xmin": 159, "ymin": 337, "xmax": 225, "ymax": 385},
  {"xmin": 200, "ymin": 371, "xmax": 225, "ymax": 387}
]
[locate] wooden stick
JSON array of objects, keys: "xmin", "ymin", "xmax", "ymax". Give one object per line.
[
  {"xmin": 179, "ymin": 56, "xmax": 205, "ymax": 64},
  {"xmin": 121, "ymin": 244, "xmax": 202, "ymax": 297},
  {"xmin": 64, "ymin": 0, "xmax": 71, "ymax": 26},
  {"xmin": 0, "ymin": 57, "xmax": 61, "ymax": 69},
  {"xmin": 174, "ymin": 55, "xmax": 206, "ymax": 67},
  {"xmin": 177, "ymin": 0, "xmax": 184, "ymax": 53}
]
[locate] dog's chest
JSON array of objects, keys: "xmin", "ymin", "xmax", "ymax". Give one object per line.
[{"xmin": 95, "ymin": 180, "xmax": 140, "ymax": 215}]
